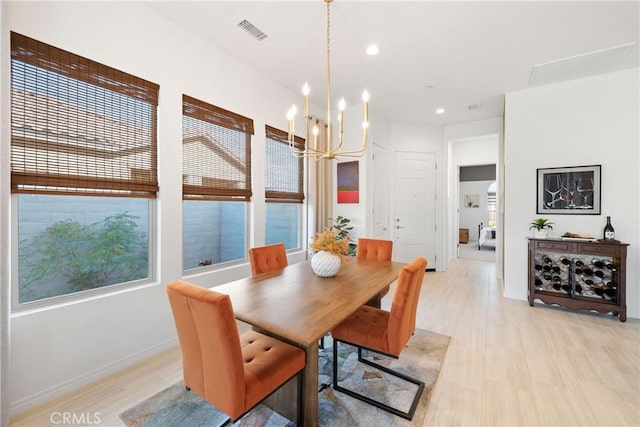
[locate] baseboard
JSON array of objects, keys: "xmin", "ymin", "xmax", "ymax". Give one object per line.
[{"xmin": 9, "ymin": 337, "xmax": 178, "ymax": 416}]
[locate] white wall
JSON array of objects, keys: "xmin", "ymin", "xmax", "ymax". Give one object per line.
[
  {"xmin": 3, "ymin": 1, "xmax": 308, "ymax": 414},
  {"xmin": 504, "ymin": 68, "xmax": 640, "ymax": 319},
  {"xmin": 1, "ymin": 1, "xmax": 10, "ymax": 424}
]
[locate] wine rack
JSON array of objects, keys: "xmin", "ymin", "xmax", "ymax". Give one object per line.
[{"xmin": 528, "ymin": 238, "xmax": 628, "ymax": 322}]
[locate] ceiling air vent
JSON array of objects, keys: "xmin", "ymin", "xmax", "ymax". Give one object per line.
[
  {"xmin": 468, "ymin": 104, "xmax": 482, "ymax": 111},
  {"xmin": 238, "ymin": 19, "xmax": 268, "ymax": 41},
  {"xmin": 529, "ymin": 42, "xmax": 636, "ymax": 86}
]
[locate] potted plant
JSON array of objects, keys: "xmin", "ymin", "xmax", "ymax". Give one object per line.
[
  {"xmin": 310, "ymin": 227, "xmax": 349, "ymax": 277},
  {"xmin": 329, "ymin": 215, "xmax": 357, "ymax": 256},
  {"xmin": 529, "ymin": 218, "xmax": 554, "ymax": 238}
]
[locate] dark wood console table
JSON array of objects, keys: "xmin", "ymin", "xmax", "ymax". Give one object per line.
[{"xmin": 528, "ymin": 238, "xmax": 628, "ymax": 322}]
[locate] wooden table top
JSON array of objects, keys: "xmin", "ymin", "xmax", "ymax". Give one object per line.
[{"xmin": 213, "ymin": 258, "xmax": 405, "ymax": 347}]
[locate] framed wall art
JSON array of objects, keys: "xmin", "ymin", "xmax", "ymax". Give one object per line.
[
  {"xmin": 464, "ymin": 194, "xmax": 480, "ymax": 208},
  {"xmin": 536, "ymin": 165, "xmax": 601, "ymax": 214},
  {"xmin": 337, "ymin": 161, "xmax": 359, "ymax": 203}
]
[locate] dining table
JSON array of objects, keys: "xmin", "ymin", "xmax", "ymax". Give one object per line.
[{"xmin": 213, "ymin": 256, "xmax": 405, "ymax": 427}]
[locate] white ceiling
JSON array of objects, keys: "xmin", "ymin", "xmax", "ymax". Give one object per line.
[{"xmin": 143, "ymin": 1, "xmax": 640, "ymax": 126}]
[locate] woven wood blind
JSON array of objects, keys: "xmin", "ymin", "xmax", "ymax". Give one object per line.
[
  {"xmin": 182, "ymin": 95, "xmax": 253, "ymax": 201},
  {"xmin": 10, "ymin": 32, "xmax": 159, "ymax": 198},
  {"xmin": 265, "ymin": 125, "xmax": 305, "ymax": 204}
]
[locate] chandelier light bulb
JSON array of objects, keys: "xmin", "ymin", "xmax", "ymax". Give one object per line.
[
  {"xmin": 287, "ymin": 105, "xmax": 297, "ymax": 120},
  {"xmin": 362, "ymin": 90, "xmax": 370, "ymax": 102},
  {"xmin": 302, "ymin": 83, "xmax": 310, "ymax": 95},
  {"xmin": 338, "ymin": 98, "xmax": 346, "ymax": 111}
]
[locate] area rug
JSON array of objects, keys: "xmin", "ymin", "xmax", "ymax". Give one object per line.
[{"xmin": 120, "ymin": 328, "xmax": 449, "ymax": 427}]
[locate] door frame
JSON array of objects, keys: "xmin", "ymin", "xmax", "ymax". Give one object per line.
[{"xmin": 371, "ymin": 143, "xmax": 390, "ymax": 240}]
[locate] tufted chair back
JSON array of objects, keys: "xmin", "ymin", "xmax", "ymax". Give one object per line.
[
  {"xmin": 357, "ymin": 238, "xmax": 394, "ymax": 300},
  {"xmin": 248, "ymin": 243, "xmax": 288, "ymax": 275},
  {"xmin": 167, "ymin": 279, "xmax": 306, "ymax": 422},
  {"xmin": 167, "ymin": 280, "xmax": 245, "ymax": 416},
  {"xmin": 387, "ymin": 257, "xmax": 427, "ymax": 354},
  {"xmin": 330, "ymin": 256, "xmax": 428, "ymax": 420},
  {"xmin": 357, "ymin": 238, "xmax": 393, "ymax": 261}
]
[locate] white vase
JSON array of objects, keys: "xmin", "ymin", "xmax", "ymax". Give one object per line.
[
  {"xmin": 311, "ymin": 251, "xmax": 342, "ymax": 277},
  {"xmin": 533, "ymin": 229, "xmax": 548, "ymax": 238}
]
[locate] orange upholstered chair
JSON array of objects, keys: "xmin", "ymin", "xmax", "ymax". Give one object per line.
[
  {"xmin": 167, "ymin": 280, "xmax": 305, "ymax": 424},
  {"xmin": 357, "ymin": 238, "xmax": 393, "ymax": 305},
  {"xmin": 331, "ymin": 256, "xmax": 428, "ymax": 420},
  {"xmin": 248, "ymin": 243, "xmax": 288, "ymax": 275}
]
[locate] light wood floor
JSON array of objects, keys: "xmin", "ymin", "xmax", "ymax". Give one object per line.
[{"xmin": 9, "ymin": 257, "xmax": 640, "ymax": 426}]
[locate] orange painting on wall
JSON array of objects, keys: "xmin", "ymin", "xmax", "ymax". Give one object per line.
[{"xmin": 337, "ymin": 161, "xmax": 359, "ymax": 204}]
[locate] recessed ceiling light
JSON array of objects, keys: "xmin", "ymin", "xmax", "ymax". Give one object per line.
[
  {"xmin": 366, "ymin": 44, "xmax": 379, "ymax": 56},
  {"xmin": 435, "ymin": 108, "xmax": 445, "ymax": 114}
]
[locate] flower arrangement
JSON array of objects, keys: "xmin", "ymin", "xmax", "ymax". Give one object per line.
[{"xmin": 310, "ymin": 227, "xmax": 349, "ymax": 258}]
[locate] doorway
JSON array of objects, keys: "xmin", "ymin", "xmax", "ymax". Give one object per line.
[{"xmin": 458, "ymin": 165, "xmax": 496, "ymax": 261}]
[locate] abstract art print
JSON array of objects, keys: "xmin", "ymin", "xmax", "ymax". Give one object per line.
[
  {"xmin": 537, "ymin": 165, "xmax": 601, "ymax": 214},
  {"xmin": 337, "ymin": 161, "xmax": 359, "ymax": 203}
]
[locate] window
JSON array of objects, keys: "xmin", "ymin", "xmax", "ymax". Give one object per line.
[
  {"xmin": 264, "ymin": 125, "xmax": 305, "ymax": 249},
  {"xmin": 10, "ymin": 32, "xmax": 159, "ymax": 305},
  {"xmin": 487, "ymin": 181, "xmax": 497, "ymax": 227},
  {"xmin": 182, "ymin": 95, "xmax": 253, "ymax": 270}
]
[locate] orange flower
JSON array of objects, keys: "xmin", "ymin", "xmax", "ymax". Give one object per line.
[{"xmin": 310, "ymin": 227, "xmax": 349, "ymax": 258}]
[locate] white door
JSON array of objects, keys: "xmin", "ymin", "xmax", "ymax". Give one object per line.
[
  {"xmin": 394, "ymin": 152, "xmax": 436, "ymax": 266},
  {"xmin": 371, "ymin": 145, "xmax": 389, "ymax": 239}
]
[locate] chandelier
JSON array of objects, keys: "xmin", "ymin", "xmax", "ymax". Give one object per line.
[{"xmin": 286, "ymin": 0, "xmax": 369, "ymax": 160}]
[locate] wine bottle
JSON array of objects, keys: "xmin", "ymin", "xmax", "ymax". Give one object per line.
[{"xmin": 603, "ymin": 216, "xmax": 615, "ymax": 240}]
